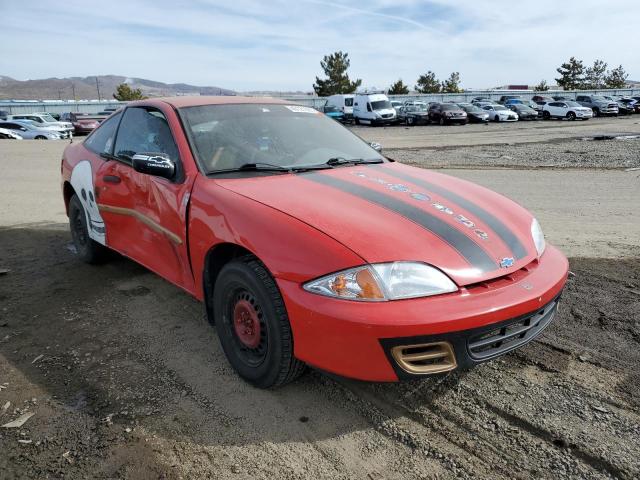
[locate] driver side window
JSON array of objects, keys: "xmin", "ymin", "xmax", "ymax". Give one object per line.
[{"xmin": 114, "ymin": 107, "xmax": 179, "ymax": 164}]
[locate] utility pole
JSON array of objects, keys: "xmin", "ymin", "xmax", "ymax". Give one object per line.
[
  {"xmin": 58, "ymin": 89, "xmax": 63, "ymax": 100},
  {"xmin": 95, "ymin": 76, "xmax": 101, "ymax": 101},
  {"xmin": 71, "ymin": 83, "xmax": 76, "ymax": 101}
]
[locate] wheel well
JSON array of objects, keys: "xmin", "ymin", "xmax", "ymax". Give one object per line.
[
  {"xmin": 63, "ymin": 181, "xmax": 75, "ymax": 215},
  {"xmin": 202, "ymin": 243, "xmax": 255, "ymax": 325}
]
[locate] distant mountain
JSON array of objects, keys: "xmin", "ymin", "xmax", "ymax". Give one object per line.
[{"xmin": 0, "ymin": 75, "xmax": 235, "ymax": 100}]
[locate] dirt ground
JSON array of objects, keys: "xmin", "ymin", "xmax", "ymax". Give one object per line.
[{"xmin": 1, "ymin": 118, "xmax": 639, "ymax": 479}]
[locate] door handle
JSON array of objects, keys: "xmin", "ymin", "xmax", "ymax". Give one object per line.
[{"xmin": 103, "ymin": 175, "xmax": 121, "ymax": 184}]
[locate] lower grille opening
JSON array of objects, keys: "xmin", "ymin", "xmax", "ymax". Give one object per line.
[
  {"xmin": 391, "ymin": 342, "xmax": 457, "ymax": 375},
  {"xmin": 467, "ymin": 300, "xmax": 558, "ymax": 360}
]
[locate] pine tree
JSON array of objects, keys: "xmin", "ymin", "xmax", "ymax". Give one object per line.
[
  {"xmin": 604, "ymin": 65, "xmax": 628, "ymax": 89},
  {"xmin": 533, "ymin": 80, "xmax": 549, "ymax": 91},
  {"xmin": 388, "ymin": 79, "xmax": 409, "ymax": 95},
  {"xmin": 415, "ymin": 71, "xmax": 440, "ymax": 93},
  {"xmin": 555, "ymin": 57, "xmax": 585, "ymax": 90},
  {"xmin": 584, "ymin": 60, "xmax": 608, "ymax": 89},
  {"xmin": 113, "ymin": 83, "xmax": 146, "ymax": 101},
  {"xmin": 313, "ymin": 51, "xmax": 362, "ymax": 96},
  {"xmin": 441, "ymin": 72, "xmax": 462, "ymax": 93}
]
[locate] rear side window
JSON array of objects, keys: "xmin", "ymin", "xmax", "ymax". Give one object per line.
[
  {"xmin": 344, "ymin": 98, "xmax": 353, "ymax": 106},
  {"xmin": 114, "ymin": 107, "xmax": 178, "ymax": 163},
  {"xmin": 84, "ymin": 111, "xmax": 122, "ymax": 155}
]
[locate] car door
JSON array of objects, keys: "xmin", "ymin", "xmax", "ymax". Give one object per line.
[{"xmin": 94, "ymin": 106, "xmax": 197, "ymax": 291}]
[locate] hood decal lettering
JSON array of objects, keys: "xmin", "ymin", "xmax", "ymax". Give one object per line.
[
  {"xmin": 304, "ymin": 173, "xmax": 498, "ymax": 273},
  {"xmin": 353, "ymin": 171, "xmax": 489, "ymax": 241},
  {"xmin": 369, "ymin": 165, "xmax": 528, "ymax": 259}
]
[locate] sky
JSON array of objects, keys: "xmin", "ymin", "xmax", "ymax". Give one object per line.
[{"xmin": 1, "ymin": 0, "xmax": 638, "ymax": 92}]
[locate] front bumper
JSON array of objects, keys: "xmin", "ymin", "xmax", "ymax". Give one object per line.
[{"xmin": 279, "ymin": 244, "xmax": 568, "ymax": 382}]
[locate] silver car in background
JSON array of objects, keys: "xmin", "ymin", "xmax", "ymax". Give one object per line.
[
  {"xmin": 0, "ymin": 120, "xmax": 63, "ymax": 140},
  {"xmin": 0, "ymin": 127, "xmax": 23, "ymax": 139},
  {"xmin": 10, "ymin": 112, "xmax": 73, "ymax": 137}
]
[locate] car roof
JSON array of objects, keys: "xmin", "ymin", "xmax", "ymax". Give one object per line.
[{"xmin": 144, "ymin": 96, "xmax": 293, "ymax": 109}]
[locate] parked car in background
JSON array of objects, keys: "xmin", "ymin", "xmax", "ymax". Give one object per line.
[
  {"xmin": 542, "ymin": 101, "xmax": 593, "ymax": 120},
  {"xmin": 473, "ymin": 101, "xmax": 494, "ymax": 109},
  {"xmin": 397, "ymin": 102, "xmax": 430, "ymax": 125},
  {"xmin": 508, "ymin": 104, "xmax": 538, "ymax": 120},
  {"xmin": 60, "ymin": 112, "xmax": 103, "ymax": 135},
  {"xmin": 326, "ymin": 94, "xmax": 355, "ymax": 122},
  {"xmin": 482, "ymin": 104, "xmax": 518, "ymax": 122},
  {"xmin": 390, "ymin": 100, "xmax": 403, "ymax": 113},
  {"xmin": 10, "ymin": 112, "xmax": 73, "ymax": 136},
  {"xmin": 471, "ymin": 97, "xmax": 492, "ymax": 103},
  {"xmin": 552, "ymin": 95, "xmax": 573, "ymax": 101},
  {"xmin": 428, "ymin": 103, "xmax": 467, "ymax": 125},
  {"xmin": 532, "ymin": 95, "xmax": 555, "ymax": 106},
  {"xmin": 11, "ymin": 119, "xmax": 71, "ymax": 138},
  {"xmin": 0, "ymin": 120, "xmax": 62, "ymax": 139},
  {"xmin": 0, "ymin": 110, "xmax": 9, "ymax": 120},
  {"xmin": 353, "ymin": 93, "xmax": 397, "ymax": 125},
  {"xmin": 456, "ymin": 103, "xmax": 490, "ymax": 123},
  {"xmin": 602, "ymin": 96, "xmax": 634, "ymax": 115},
  {"xmin": 321, "ymin": 104, "xmax": 345, "ymax": 122},
  {"xmin": 0, "ymin": 127, "xmax": 23, "ymax": 139},
  {"xmin": 575, "ymin": 95, "xmax": 618, "ymax": 117},
  {"xmin": 618, "ymin": 98, "xmax": 640, "ymax": 113},
  {"xmin": 498, "ymin": 95, "xmax": 522, "ymax": 104}
]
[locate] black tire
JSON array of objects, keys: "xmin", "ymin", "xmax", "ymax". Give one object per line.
[
  {"xmin": 35, "ymin": 135, "xmax": 47, "ymax": 140},
  {"xmin": 213, "ymin": 255, "xmax": 305, "ymax": 388},
  {"xmin": 354, "ymin": 117, "xmax": 360, "ymax": 125},
  {"xmin": 567, "ymin": 111, "xmax": 576, "ymax": 121},
  {"xmin": 439, "ymin": 116, "xmax": 445, "ymax": 126},
  {"xmin": 68, "ymin": 194, "xmax": 107, "ymax": 264},
  {"xmin": 493, "ymin": 114, "xmax": 500, "ymax": 122},
  {"xmin": 592, "ymin": 108, "xmax": 600, "ymax": 117},
  {"xmin": 543, "ymin": 111, "xmax": 551, "ymax": 120},
  {"xmin": 407, "ymin": 116, "xmax": 415, "ymax": 126}
]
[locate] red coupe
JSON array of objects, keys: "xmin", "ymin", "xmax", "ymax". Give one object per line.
[{"xmin": 61, "ymin": 97, "xmax": 568, "ymax": 388}]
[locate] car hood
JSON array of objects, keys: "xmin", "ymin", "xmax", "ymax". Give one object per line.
[{"xmin": 215, "ymin": 162, "xmax": 538, "ymax": 286}]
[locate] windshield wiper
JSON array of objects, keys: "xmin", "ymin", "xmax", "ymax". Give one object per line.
[
  {"xmin": 209, "ymin": 162, "xmax": 333, "ymax": 175},
  {"xmin": 325, "ymin": 157, "xmax": 384, "ymax": 166}
]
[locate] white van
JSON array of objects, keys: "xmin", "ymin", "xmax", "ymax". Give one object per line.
[
  {"xmin": 353, "ymin": 94, "xmax": 397, "ymax": 125},
  {"xmin": 326, "ymin": 94, "xmax": 355, "ymax": 121}
]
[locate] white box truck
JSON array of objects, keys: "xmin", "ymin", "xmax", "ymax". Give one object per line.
[
  {"xmin": 352, "ymin": 93, "xmax": 397, "ymax": 125},
  {"xmin": 326, "ymin": 94, "xmax": 355, "ymax": 122}
]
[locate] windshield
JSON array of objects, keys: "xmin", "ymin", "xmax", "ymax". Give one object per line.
[
  {"xmin": 40, "ymin": 114, "xmax": 57, "ymax": 122},
  {"xmin": 344, "ymin": 98, "xmax": 353, "ymax": 107},
  {"xmin": 591, "ymin": 96, "xmax": 607, "ymax": 102},
  {"xmin": 181, "ymin": 104, "xmax": 384, "ymax": 173},
  {"xmin": 441, "ymin": 104, "xmax": 461, "ymax": 111},
  {"xmin": 494, "ymin": 105, "xmax": 509, "ymax": 111},
  {"xmin": 324, "ymin": 105, "xmax": 339, "ymax": 113},
  {"xmin": 516, "ymin": 105, "xmax": 535, "ymax": 112},
  {"xmin": 371, "ymin": 100, "xmax": 392, "ymax": 111},
  {"xmin": 565, "ymin": 101, "xmax": 581, "ymax": 107},
  {"xmin": 460, "ymin": 104, "xmax": 482, "ymax": 113}
]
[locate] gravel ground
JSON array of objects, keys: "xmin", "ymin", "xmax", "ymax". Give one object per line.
[
  {"xmin": 385, "ymin": 137, "xmax": 640, "ymax": 169},
  {"xmin": 1, "ymin": 127, "xmax": 639, "ymax": 479}
]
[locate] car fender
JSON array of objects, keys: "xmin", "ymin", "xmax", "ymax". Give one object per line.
[{"xmin": 188, "ymin": 175, "xmax": 366, "ymax": 302}]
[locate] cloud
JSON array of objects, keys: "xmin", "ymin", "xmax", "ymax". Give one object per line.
[{"xmin": 0, "ymin": 0, "xmax": 638, "ymax": 91}]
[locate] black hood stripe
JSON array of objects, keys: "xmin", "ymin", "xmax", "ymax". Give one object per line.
[
  {"xmin": 305, "ymin": 172, "xmax": 498, "ymax": 273},
  {"xmin": 370, "ymin": 164, "xmax": 528, "ymax": 259}
]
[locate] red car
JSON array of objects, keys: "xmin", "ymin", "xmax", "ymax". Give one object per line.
[
  {"xmin": 60, "ymin": 112, "xmax": 103, "ymax": 135},
  {"xmin": 61, "ymin": 97, "xmax": 568, "ymax": 388}
]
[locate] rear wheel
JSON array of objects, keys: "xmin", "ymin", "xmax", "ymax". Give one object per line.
[
  {"xmin": 592, "ymin": 108, "xmax": 600, "ymax": 117},
  {"xmin": 543, "ymin": 111, "xmax": 551, "ymax": 120},
  {"xmin": 68, "ymin": 194, "xmax": 107, "ymax": 264},
  {"xmin": 354, "ymin": 117, "xmax": 360, "ymax": 125},
  {"xmin": 35, "ymin": 135, "xmax": 47, "ymax": 140},
  {"xmin": 439, "ymin": 116, "xmax": 445, "ymax": 126},
  {"xmin": 407, "ymin": 116, "xmax": 415, "ymax": 126},
  {"xmin": 213, "ymin": 255, "xmax": 305, "ymax": 388},
  {"xmin": 567, "ymin": 111, "xmax": 576, "ymax": 121}
]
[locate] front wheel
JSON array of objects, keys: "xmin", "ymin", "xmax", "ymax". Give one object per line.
[
  {"xmin": 439, "ymin": 116, "xmax": 445, "ymax": 126},
  {"xmin": 543, "ymin": 111, "xmax": 551, "ymax": 120},
  {"xmin": 35, "ymin": 135, "xmax": 47, "ymax": 140},
  {"xmin": 213, "ymin": 256, "xmax": 305, "ymax": 388},
  {"xmin": 567, "ymin": 112, "xmax": 576, "ymax": 121},
  {"xmin": 592, "ymin": 108, "xmax": 600, "ymax": 117},
  {"xmin": 407, "ymin": 117, "xmax": 415, "ymax": 126}
]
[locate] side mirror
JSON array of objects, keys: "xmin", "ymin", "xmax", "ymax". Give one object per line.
[
  {"xmin": 369, "ymin": 142, "xmax": 382, "ymax": 152},
  {"xmin": 132, "ymin": 152, "xmax": 175, "ymax": 179}
]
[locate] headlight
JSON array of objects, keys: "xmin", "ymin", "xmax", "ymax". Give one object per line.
[
  {"xmin": 303, "ymin": 262, "xmax": 458, "ymax": 301},
  {"xmin": 531, "ymin": 218, "xmax": 546, "ymax": 257}
]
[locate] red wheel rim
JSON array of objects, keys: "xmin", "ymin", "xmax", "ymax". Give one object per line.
[{"xmin": 233, "ymin": 299, "xmax": 261, "ymax": 349}]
